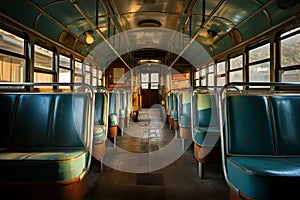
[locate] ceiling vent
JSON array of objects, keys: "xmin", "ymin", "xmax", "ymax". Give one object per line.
[
  {"xmin": 143, "ymin": 0, "xmax": 156, "ymax": 5},
  {"xmin": 137, "ymin": 19, "xmax": 162, "ymax": 28}
]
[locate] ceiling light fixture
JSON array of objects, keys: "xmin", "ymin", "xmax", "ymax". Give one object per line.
[
  {"xmin": 84, "ymin": 30, "xmax": 94, "ymax": 45},
  {"xmin": 207, "ymin": 30, "xmax": 218, "ymax": 38}
]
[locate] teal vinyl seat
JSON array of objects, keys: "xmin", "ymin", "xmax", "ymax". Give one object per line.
[
  {"xmin": 93, "ymin": 91, "xmax": 108, "ymax": 164},
  {"xmin": 94, "ymin": 93, "xmax": 107, "ymax": 143},
  {"xmin": 0, "ymin": 93, "xmax": 90, "ymax": 185},
  {"xmin": 119, "ymin": 92, "xmax": 126, "ymax": 119},
  {"xmin": 178, "ymin": 92, "xmax": 192, "ymax": 139},
  {"xmin": 108, "ymin": 92, "xmax": 118, "ymax": 139},
  {"xmin": 172, "ymin": 93, "xmax": 178, "ymax": 121},
  {"xmin": 224, "ymin": 94, "xmax": 300, "ymax": 200},
  {"xmin": 108, "ymin": 92, "xmax": 118, "ymax": 126},
  {"xmin": 193, "ymin": 93, "xmax": 220, "ymax": 145},
  {"xmin": 193, "ymin": 93, "xmax": 221, "ymax": 178}
]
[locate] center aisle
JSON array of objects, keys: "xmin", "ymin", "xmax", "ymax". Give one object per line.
[{"xmin": 84, "ymin": 108, "xmax": 229, "ymax": 200}]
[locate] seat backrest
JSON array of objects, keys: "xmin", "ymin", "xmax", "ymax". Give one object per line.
[
  {"xmin": 125, "ymin": 92, "xmax": 131, "ymax": 115},
  {"xmin": 95, "ymin": 93, "xmax": 105, "ymax": 125},
  {"xmin": 0, "ymin": 94, "xmax": 19, "ymax": 148},
  {"xmin": 109, "ymin": 92, "xmax": 117, "ymax": 115},
  {"xmin": 270, "ymin": 96, "xmax": 300, "ymax": 155},
  {"xmin": 0, "ymin": 93, "xmax": 89, "ymax": 149},
  {"xmin": 51, "ymin": 94, "xmax": 88, "ymax": 147},
  {"xmin": 226, "ymin": 95, "xmax": 276, "ymax": 155},
  {"xmin": 195, "ymin": 94, "xmax": 219, "ymax": 128},
  {"xmin": 12, "ymin": 94, "xmax": 54, "ymax": 148},
  {"xmin": 119, "ymin": 92, "xmax": 126, "ymax": 118},
  {"xmin": 181, "ymin": 92, "xmax": 191, "ymax": 116}
]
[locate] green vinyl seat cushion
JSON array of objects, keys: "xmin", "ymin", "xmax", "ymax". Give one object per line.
[
  {"xmin": 227, "ymin": 157, "xmax": 300, "ymax": 199},
  {"xmin": 0, "ymin": 150, "xmax": 88, "ymax": 182},
  {"xmin": 109, "ymin": 114, "xmax": 118, "ymax": 125},
  {"xmin": 94, "ymin": 124, "xmax": 106, "ymax": 143},
  {"xmin": 193, "ymin": 127, "xmax": 220, "ymax": 146},
  {"xmin": 119, "ymin": 109, "xmax": 125, "ymax": 118}
]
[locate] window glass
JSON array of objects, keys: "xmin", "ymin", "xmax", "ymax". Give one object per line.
[
  {"xmin": 208, "ymin": 64, "xmax": 214, "ymax": 73},
  {"xmin": 59, "ymin": 55, "xmax": 70, "ymax": 68},
  {"xmin": 93, "ymin": 77, "xmax": 97, "ymax": 86},
  {"xmin": 281, "ymin": 70, "xmax": 300, "ymax": 82},
  {"xmin": 151, "ymin": 73, "xmax": 159, "ymax": 82},
  {"xmin": 207, "ymin": 73, "xmax": 214, "ymax": 86},
  {"xmin": 74, "ymin": 60, "xmax": 83, "ymax": 83},
  {"xmin": 200, "ymin": 68, "xmax": 206, "ymax": 76},
  {"xmin": 141, "ymin": 73, "xmax": 149, "ymax": 82},
  {"xmin": 34, "ymin": 72, "xmax": 52, "ymax": 82},
  {"xmin": 230, "ymin": 55, "xmax": 242, "ymax": 70},
  {"xmin": 201, "ymin": 77, "xmax": 206, "ymax": 86},
  {"xmin": 98, "ymin": 70, "xmax": 103, "ymax": 86},
  {"xmin": 217, "ymin": 77, "xmax": 225, "ymax": 86},
  {"xmin": 75, "ymin": 61, "xmax": 82, "ymax": 74},
  {"xmin": 75, "ymin": 75, "xmax": 82, "ymax": 83},
  {"xmin": 59, "ymin": 68, "xmax": 71, "ymax": 83},
  {"xmin": 85, "ymin": 72, "xmax": 91, "ymax": 85},
  {"xmin": 281, "ymin": 34, "xmax": 300, "ymax": 67},
  {"xmin": 0, "ymin": 29, "xmax": 24, "ymax": 54},
  {"xmin": 249, "ymin": 63, "xmax": 270, "ymax": 82},
  {"xmin": 195, "ymin": 70, "xmax": 200, "ymax": 79},
  {"xmin": 229, "ymin": 70, "xmax": 243, "ymax": 82},
  {"xmin": 34, "ymin": 45, "xmax": 53, "ymax": 70},
  {"xmin": 0, "ymin": 54, "xmax": 24, "ymax": 82},
  {"xmin": 217, "ymin": 62, "xmax": 225, "ymax": 75},
  {"xmin": 249, "ymin": 43, "xmax": 270, "ymax": 63},
  {"xmin": 151, "ymin": 82, "xmax": 159, "ymax": 89},
  {"xmin": 85, "ymin": 64, "xmax": 91, "ymax": 85},
  {"xmin": 141, "ymin": 83, "xmax": 148, "ymax": 89}
]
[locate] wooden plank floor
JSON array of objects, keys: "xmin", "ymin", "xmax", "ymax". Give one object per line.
[{"xmin": 84, "ymin": 109, "xmax": 229, "ymax": 200}]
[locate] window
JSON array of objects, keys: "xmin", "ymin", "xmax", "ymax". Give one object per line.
[
  {"xmin": 249, "ymin": 43, "xmax": 270, "ymax": 82},
  {"xmin": 249, "ymin": 62, "xmax": 270, "ymax": 82},
  {"xmin": 151, "ymin": 73, "xmax": 159, "ymax": 89},
  {"xmin": 92, "ymin": 67, "xmax": 97, "ymax": 86},
  {"xmin": 229, "ymin": 70, "xmax": 243, "ymax": 82},
  {"xmin": 0, "ymin": 29, "xmax": 25, "ymax": 82},
  {"xmin": 281, "ymin": 70, "xmax": 300, "ymax": 82},
  {"xmin": 194, "ymin": 69, "xmax": 200, "ymax": 87},
  {"xmin": 85, "ymin": 64, "xmax": 91, "ymax": 85},
  {"xmin": 279, "ymin": 27, "xmax": 300, "ymax": 82},
  {"xmin": 200, "ymin": 67, "xmax": 206, "ymax": 86},
  {"xmin": 0, "ymin": 29, "xmax": 24, "ymax": 54},
  {"xmin": 98, "ymin": 70, "xmax": 103, "ymax": 86},
  {"xmin": 34, "ymin": 45, "xmax": 53, "ymax": 71},
  {"xmin": 59, "ymin": 55, "xmax": 71, "ymax": 85},
  {"xmin": 34, "ymin": 44, "xmax": 54, "ymax": 82},
  {"xmin": 229, "ymin": 55, "xmax": 243, "ymax": 82},
  {"xmin": 207, "ymin": 63, "xmax": 215, "ymax": 86},
  {"xmin": 0, "ymin": 54, "xmax": 24, "ymax": 82},
  {"xmin": 249, "ymin": 44, "xmax": 270, "ymax": 63},
  {"xmin": 141, "ymin": 72, "xmax": 160, "ymax": 89},
  {"xmin": 75, "ymin": 60, "xmax": 83, "ymax": 83},
  {"xmin": 217, "ymin": 61, "xmax": 226, "ymax": 86},
  {"xmin": 34, "ymin": 72, "xmax": 52, "ymax": 83},
  {"xmin": 281, "ymin": 27, "xmax": 300, "ymax": 68},
  {"xmin": 141, "ymin": 73, "xmax": 149, "ymax": 89},
  {"xmin": 230, "ymin": 55, "xmax": 243, "ymax": 70}
]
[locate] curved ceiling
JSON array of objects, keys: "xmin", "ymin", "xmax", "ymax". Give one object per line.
[{"xmin": 1, "ymin": 0, "xmax": 299, "ymax": 64}]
